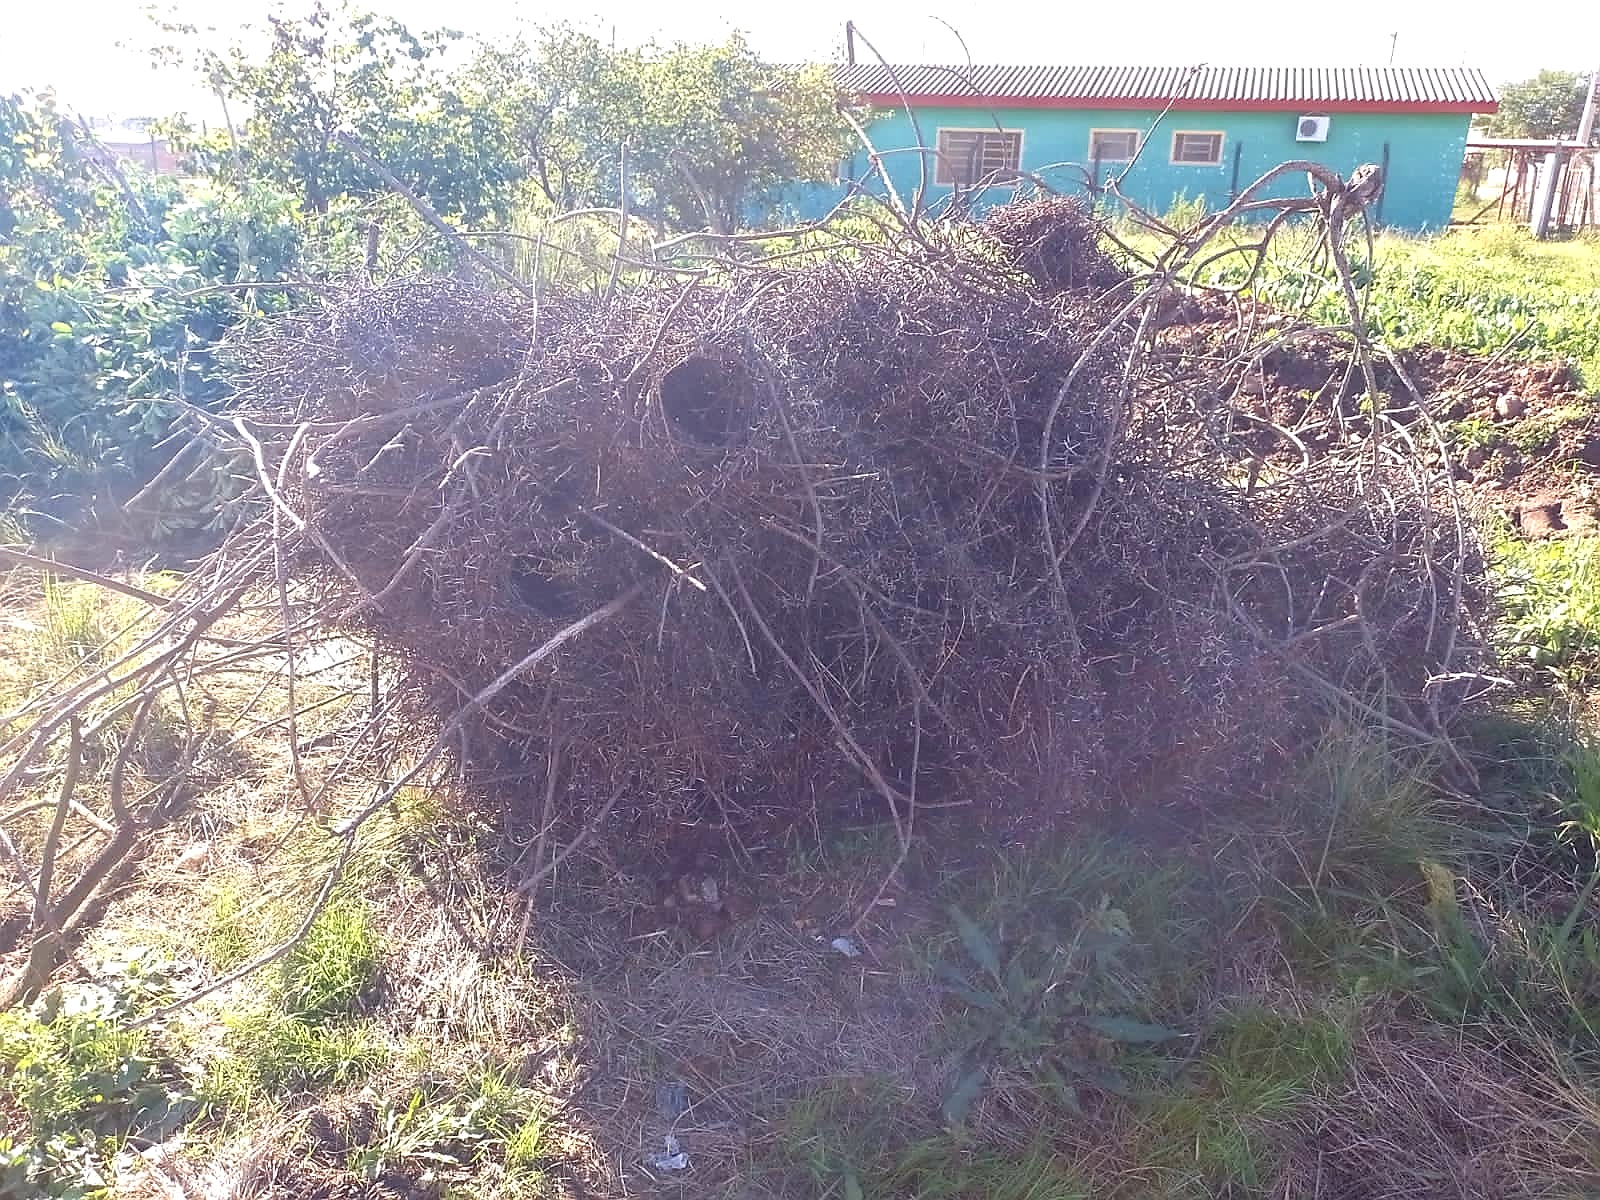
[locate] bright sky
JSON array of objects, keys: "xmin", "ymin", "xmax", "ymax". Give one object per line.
[{"xmin": 3, "ymin": 0, "xmax": 1596, "ymax": 120}]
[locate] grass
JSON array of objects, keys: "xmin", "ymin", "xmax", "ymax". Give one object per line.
[
  {"xmin": 1133, "ymin": 1003, "xmax": 1352, "ymax": 1196},
  {"xmin": 1494, "ymin": 525, "xmax": 1600, "ymax": 683},
  {"xmin": 279, "ymin": 896, "xmax": 381, "ymax": 1020}
]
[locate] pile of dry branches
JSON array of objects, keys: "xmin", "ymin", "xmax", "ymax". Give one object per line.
[
  {"xmin": 206, "ymin": 181, "xmax": 1483, "ymax": 848},
  {"xmin": 0, "ymin": 160, "xmax": 1493, "ymax": 1012}
]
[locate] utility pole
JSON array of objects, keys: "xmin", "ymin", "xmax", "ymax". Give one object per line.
[
  {"xmin": 1534, "ymin": 63, "xmax": 1599, "ymax": 238},
  {"xmin": 1578, "ymin": 64, "xmax": 1599, "ymax": 146}
]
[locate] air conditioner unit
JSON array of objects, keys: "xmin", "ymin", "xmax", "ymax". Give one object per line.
[{"xmin": 1296, "ymin": 115, "xmax": 1331, "ymax": 143}]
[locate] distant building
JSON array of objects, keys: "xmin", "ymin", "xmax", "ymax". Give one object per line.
[
  {"xmin": 84, "ymin": 116, "xmax": 181, "ymax": 175},
  {"xmin": 791, "ymin": 65, "xmax": 1500, "ymax": 231}
]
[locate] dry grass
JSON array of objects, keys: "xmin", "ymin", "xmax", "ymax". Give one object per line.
[{"xmin": 1275, "ymin": 1026, "xmax": 1600, "ymax": 1199}]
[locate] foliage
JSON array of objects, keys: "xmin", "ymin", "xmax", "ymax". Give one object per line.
[
  {"xmin": 779, "ymin": 1082, "xmax": 1091, "ymax": 1200},
  {"xmin": 340, "ymin": 1067, "xmax": 549, "ymax": 1183},
  {"xmin": 164, "ymin": 1, "xmax": 522, "ymax": 222},
  {"xmin": 197, "ymin": 895, "xmax": 385, "ymax": 1104},
  {"xmin": 0, "ymin": 956, "xmax": 195, "ymax": 1198},
  {"xmin": 1478, "ymin": 70, "xmax": 1595, "ymax": 141},
  {"xmin": 1177, "ymin": 224, "xmax": 1600, "ymax": 385},
  {"xmin": 207, "ymin": 1007, "xmax": 389, "ymax": 1102},
  {"xmin": 934, "ymin": 877, "xmax": 1185, "ymax": 1123},
  {"xmin": 1494, "ymin": 527, "xmax": 1600, "ymax": 683},
  {"xmin": 468, "ymin": 27, "xmax": 859, "ymax": 231},
  {"xmin": 0, "ymin": 90, "xmax": 311, "ymax": 534}
]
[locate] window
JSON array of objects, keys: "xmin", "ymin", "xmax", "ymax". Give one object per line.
[
  {"xmin": 935, "ymin": 128, "xmax": 1023, "ymax": 187},
  {"xmin": 1171, "ymin": 131, "xmax": 1224, "ymax": 165},
  {"xmin": 1088, "ymin": 129, "xmax": 1140, "ymax": 162}
]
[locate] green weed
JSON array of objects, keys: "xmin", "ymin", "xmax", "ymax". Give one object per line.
[
  {"xmin": 205, "ymin": 1007, "xmax": 389, "ymax": 1104},
  {"xmin": 776, "ymin": 1078, "xmax": 901, "ymax": 1194},
  {"xmin": 922, "ymin": 839, "xmax": 1204, "ymax": 1123},
  {"xmin": 935, "ymin": 898, "xmax": 1184, "ymax": 1123},
  {"xmin": 1449, "ymin": 415, "xmax": 1499, "ymax": 449},
  {"xmin": 881, "ymin": 1140, "xmax": 1092, "ymax": 1200},
  {"xmin": 199, "ymin": 881, "xmax": 258, "ymax": 972},
  {"xmin": 279, "ymin": 896, "xmax": 381, "ymax": 1020},
  {"xmin": 1120, "ymin": 224, "xmax": 1600, "ymax": 384},
  {"xmin": 0, "ymin": 958, "xmax": 195, "ymax": 1197},
  {"xmin": 1412, "ymin": 855, "xmax": 1600, "ymax": 1049},
  {"xmin": 1137, "ymin": 1005, "xmax": 1349, "ymax": 1198},
  {"xmin": 932, "ymin": 837, "xmax": 1211, "ymax": 1006},
  {"xmin": 340, "ymin": 1064, "xmax": 550, "ymax": 1182},
  {"xmin": 776, "ymin": 1081, "xmax": 1089, "ymax": 1200},
  {"xmin": 1265, "ymin": 730, "xmax": 1456, "ymax": 917},
  {"xmin": 1494, "ymin": 529, "xmax": 1600, "ymax": 683},
  {"xmin": 1560, "ymin": 738, "xmax": 1600, "ymax": 848},
  {"xmin": 39, "ymin": 577, "xmax": 117, "ymax": 666}
]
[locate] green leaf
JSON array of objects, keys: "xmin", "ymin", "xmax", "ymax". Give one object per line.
[
  {"xmin": 50, "ymin": 321, "xmax": 72, "ymax": 334},
  {"xmin": 1083, "ymin": 1015, "xmax": 1184, "ymax": 1043},
  {"xmin": 933, "ymin": 962, "xmax": 1002, "ymax": 1012},
  {"xmin": 942, "ymin": 1063, "xmax": 988, "ymax": 1126},
  {"xmin": 1003, "ymin": 952, "xmax": 1031, "ymax": 1001},
  {"xmin": 843, "ymin": 1170, "xmax": 864, "ymax": 1200},
  {"xmin": 1038, "ymin": 1060, "xmax": 1083, "ymax": 1113},
  {"xmin": 949, "ymin": 905, "xmax": 1002, "ymax": 982}
]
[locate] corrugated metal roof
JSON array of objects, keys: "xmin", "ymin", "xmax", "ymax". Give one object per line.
[{"xmin": 834, "ymin": 64, "xmax": 1498, "ymax": 109}]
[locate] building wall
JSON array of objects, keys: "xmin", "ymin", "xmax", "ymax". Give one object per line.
[
  {"xmin": 100, "ymin": 139, "xmax": 182, "ymax": 175},
  {"xmin": 782, "ymin": 105, "xmax": 1472, "ymax": 231}
]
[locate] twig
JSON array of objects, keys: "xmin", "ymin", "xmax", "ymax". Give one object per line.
[
  {"xmin": 578, "ymin": 509, "xmax": 706, "ymax": 592},
  {"xmin": 131, "ymin": 586, "xmax": 642, "ymax": 1026},
  {"xmin": 33, "ymin": 717, "xmax": 83, "ymax": 930},
  {"xmin": 0, "ymin": 546, "xmax": 177, "ymax": 610},
  {"xmin": 606, "ymin": 143, "xmax": 631, "ymax": 303}
]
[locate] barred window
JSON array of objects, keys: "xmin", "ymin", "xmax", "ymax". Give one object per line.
[
  {"xmin": 1171, "ymin": 131, "xmax": 1224, "ymax": 165},
  {"xmin": 1088, "ymin": 129, "xmax": 1140, "ymax": 162},
  {"xmin": 935, "ymin": 128, "xmax": 1023, "ymax": 187}
]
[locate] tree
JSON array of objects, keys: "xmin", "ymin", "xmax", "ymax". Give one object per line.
[
  {"xmin": 167, "ymin": 2, "xmax": 525, "ymax": 221},
  {"xmin": 458, "ymin": 27, "xmax": 618, "ymax": 214},
  {"xmin": 464, "ymin": 28, "xmax": 859, "ymax": 232},
  {"xmin": 632, "ymin": 37, "xmax": 857, "ymax": 233},
  {"xmin": 1478, "ymin": 70, "xmax": 1594, "ymax": 141}
]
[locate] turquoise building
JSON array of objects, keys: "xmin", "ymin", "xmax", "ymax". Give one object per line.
[{"xmin": 791, "ymin": 65, "xmax": 1499, "ymax": 232}]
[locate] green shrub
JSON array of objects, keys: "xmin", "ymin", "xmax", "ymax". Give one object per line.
[
  {"xmin": 0, "ymin": 92, "xmax": 311, "ymax": 536},
  {"xmin": 0, "ymin": 957, "xmax": 194, "ymax": 1197}
]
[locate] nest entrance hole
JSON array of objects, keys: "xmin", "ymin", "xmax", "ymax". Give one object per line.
[
  {"xmin": 509, "ymin": 556, "xmax": 579, "ymax": 619},
  {"xmin": 660, "ymin": 355, "xmax": 751, "ymax": 446}
]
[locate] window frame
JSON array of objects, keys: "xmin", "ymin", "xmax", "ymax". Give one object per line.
[
  {"xmin": 1087, "ymin": 128, "xmax": 1141, "ymax": 163},
  {"xmin": 1170, "ymin": 130, "xmax": 1225, "ymax": 166},
  {"xmin": 933, "ymin": 126, "xmax": 1026, "ymax": 188}
]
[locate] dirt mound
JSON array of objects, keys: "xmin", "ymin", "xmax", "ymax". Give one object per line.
[
  {"xmin": 1159, "ymin": 302, "xmax": 1598, "ymax": 537},
  {"xmin": 214, "ymin": 201, "xmax": 1483, "ymax": 844}
]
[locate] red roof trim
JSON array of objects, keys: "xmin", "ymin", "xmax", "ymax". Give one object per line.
[{"xmin": 857, "ymin": 92, "xmax": 1496, "ymax": 114}]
